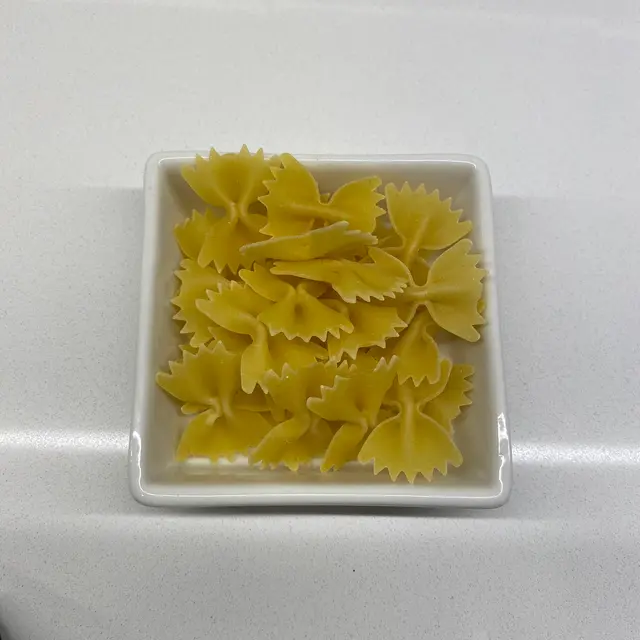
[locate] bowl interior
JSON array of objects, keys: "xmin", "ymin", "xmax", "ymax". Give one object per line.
[{"xmin": 135, "ymin": 154, "xmax": 507, "ymax": 500}]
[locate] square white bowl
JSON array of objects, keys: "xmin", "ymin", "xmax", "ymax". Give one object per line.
[{"xmin": 129, "ymin": 152, "xmax": 512, "ymax": 508}]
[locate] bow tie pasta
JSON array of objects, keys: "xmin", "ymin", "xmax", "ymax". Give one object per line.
[{"xmin": 156, "ymin": 147, "xmax": 483, "ymax": 482}]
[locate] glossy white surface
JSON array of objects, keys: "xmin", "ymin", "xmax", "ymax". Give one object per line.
[
  {"xmin": 132, "ymin": 152, "xmax": 510, "ymax": 507},
  {"xmin": 1, "ymin": 0, "xmax": 639, "ymax": 638}
]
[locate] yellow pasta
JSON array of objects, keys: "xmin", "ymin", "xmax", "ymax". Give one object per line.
[
  {"xmin": 385, "ymin": 183, "xmax": 472, "ymax": 263},
  {"xmin": 182, "ymin": 145, "xmax": 277, "ymax": 212},
  {"xmin": 172, "ymin": 259, "xmax": 227, "ymax": 347},
  {"xmin": 325, "ymin": 300, "xmax": 406, "ymax": 360},
  {"xmin": 158, "ymin": 147, "xmax": 485, "ymax": 482},
  {"xmin": 260, "ymin": 153, "xmax": 385, "ymax": 236},
  {"xmin": 174, "ymin": 209, "xmax": 217, "ymax": 261},
  {"xmin": 208, "ymin": 325, "xmax": 252, "ymax": 353},
  {"xmin": 358, "ymin": 360, "xmax": 464, "ymax": 482},
  {"xmin": 249, "ymin": 362, "xmax": 342, "ymax": 470},
  {"xmin": 267, "ymin": 333, "xmax": 328, "ymax": 372},
  {"xmin": 239, "ymin": 264, "xmax": 353, "ymax": 341},
  {"xmin": 197, "ymin": 281, "xmax": 271, "ymax": 392},
  {"xmin": 250, "ymin": 415, "xmax": 333, "ymax": 471},
  {"xmin": 197, "ymin": 280, "xmax": 269, "ymax": 337},
  {"xmin": 423, "ymin": 363, "xmax": 474, "ymax": 433},
  {"xmin": 156, "ymin": 342, "xmax": 272, "ymax": 461},
  {"xmin": 197, "ymin": 281, "xmax": 327, "ymax": 393},
  {"xmin": 241, "ymin": 221, "xmax": 377, "ymax": 262},
  {"xmin": 307, "ymin": 356, "xmax": 397, "ymax": 471},
  {"xmin": 271, "ymin": 247, "xmax": 410, "ymax": 303},
  {"xmin": 198, "ymin": 214, "xmax": 265, "ymax": 274},
  {"xmin": 372, "ymin": 310, "xmax": 441, "ymax": 385},
  {"xmin": 402, "ymin": 239, "xmax": 486, "ymax": 341},
  {"xmin": 181, "ymin": 146, "xmax": 277, "ymax": 273}
]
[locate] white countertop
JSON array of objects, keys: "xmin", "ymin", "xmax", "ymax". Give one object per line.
[{"xmin": 1, "ymin": 1, "xmax": 639, "ymax": 638}]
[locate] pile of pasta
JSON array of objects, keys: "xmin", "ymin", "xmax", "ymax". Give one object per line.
[{"xmin": 156, "ymin": 146, "xmax": 485, "ymax": 482}]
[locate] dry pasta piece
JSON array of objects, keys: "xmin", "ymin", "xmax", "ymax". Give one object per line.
[
  {"xmin": 378, "ymin": 253, "xmax": 428, "ymax": 325},
  {"xmin": 373, "ymin": 310, "xmax": 441, "ymax": 385},
  {"xmin": 157, "ymin": 340, "xmax": 239, "ymax": 408},
  {"xmin": 263, "ymin": 361, "xmax": 343, "ymax": 420},
  {"xmin": 239, "ymin": 264, "xmax": 353, "ymax": 341},
  {"xmin": 181, "ymin": 146, "xmax": 277, "ymax": 273},
  {"xmin": 172, "ymin": 259, "xmax": 227, "ymax": 346},
  {"xmin": 326, "ymin": 300, "xmax": 406, "ymax": 360},
  {"xmin": 385, "ymin": 183, "xmax": 472, "ymax": 264},
  {"xmin": 307, "ymin": 356, "xmax": 397, "ymax": 471},
  {"xmin": 423, "ymin": 364, "xmax": 474, "ymax": 433},
  {"xmin": 271, "ymin": 247, "xmax": 410, "ymax": 303},
  {"xmin": 231, "ymin": 350, "xmax": 322, "ymax": 424},
  {"xmin": 233, "ymin": 383, "xmax": 290, "ymax": 425},
  {"xmin": 197, "ymin": 281, "xmax": 270, "ymax": 336},
  {"xmin": 358, "ymin": 411, "xmax": 461, "ymax": 482},
  {"xmin": 249, "ymin": 362, "xmax": 342, "ymax": 470},
  {"xmin": 207, "ymin": 328, "xmax": 325, "ymax": 400},
  {"xmin": 250, "ymin": 415, "xmax": 333, "ymax": 471},
  {"xmin": 394, "ymin": 358, "xmax": 473, "ymax": 431},
  {"xmin": 359, "ymin": 360, "xmax": 462, "ymax": 482},
  {"xmin": 174, "ymin": 210, "xmax": 217, "ymax": 260},
  {"xmin": 260, "ymin": 154, "xmax": 384, "ymax": 236},
  {"xmin": 376, "ymin": 256, "xmax": 428, "ymax": 326},
  {"xmin": 241, "ymin": 221, "xmax": 377, "ymax": 262},
  {"xmin": 233, "ymin": 384, "xmax": 270, "ymax": 413},
  {"xmin": 239, "ymin": 262, "xmax": 298, "ymax": 301},
  {"xmin": 268, "ymin": 333, "xmax": 327, "ymax": 370},
  {"xmin": 197, "ymin": 282, "xmax": 270, "ymax": 393},
  {"xmin": 403, "ymin": 239, "xmax": 486, "ymax": 341},
  {"xmin": 209, "ymin": 325, "xmax": 252, "ymax": 353},
  {"xmin": 400, "ymin": 358, "xmax": 453, "ymax": 404},
  {"xmin": 346, "ymin": 350, "xmax": 379, "ymax": 371},
  {"xmin": 197, "ymin": 282, "xmax": 326, "ymax": 392},
  {"xmin": 173, "ymin": 406, "xmax": 271, "ymax": 462},
  {"xmin": 240, "ymin": 263, "xmax": 328, "ymax": 299},
  {"xmin": 198, "ymin": 214, "xmax": 266, "ymax": 274},
  {"xmin": 156, "ymin": 342, "xmax": 272, "ymax": 461},
  {"xmin": 246, "ymin": 328, "xmax": 327, "ymax": 394},
  {"xmin": 182, "ymin": 146, "xmax": 277, "ymax": 212},
  {"xmin": 258, "ymin": 288, "xmax": 352, "ymax": 342}
]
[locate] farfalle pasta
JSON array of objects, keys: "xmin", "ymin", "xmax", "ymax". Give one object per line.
[
  {"xmin": 259, "ymin": 153, "xmax": 385, "ymax": 236},
  {"xmin": 241, "ymin": 221, "xmax": 377, "ymax": 262},
  {"xmin": 239, "ymin": 264, "xmax": 353, "ymax": 342},
  {"xmin": 324, "ymin": 299, "xmax": 406, "ymax": 360},
  {"xmin": 157, "ymin": 341, "xmax": 272, "ymax": 461},
  {"xmin": 196, "ymin": 281, "xmax": 326, "ymax": 393},
  {"xmin": 249, "ymin": 362, "xmax": 342, "ymax": 470},
  {"xmin": 307, "ymin": 356, "xmax": 397, "ymax": 471},
  {"xmin": 358, "ymin": 360, "xmax": 467, "ymax": 482},
  {"xmin": 371, "ymin": 310, "xmax": 440, "ymax": 385},
  {"xmin": 385, "ymin": 183, "xmax": 472, "ymax": 258},
  {"xmin": 402, "ymin": 239, "xmax": 486, "ymax": 341},
  {"xmin": 172, "ymin": 259, "xmax": 227, "ymax": 347},
  {"xmin": 157, "ymin": 146, "xmax": 484, "ymax": 483},
  {"xmin": 181, "ymin": 145, "xmax": 275, "ymax": 272},
  {"xmin": 271, "ymin": 246, "xmax": 410, "ymax": 303}
]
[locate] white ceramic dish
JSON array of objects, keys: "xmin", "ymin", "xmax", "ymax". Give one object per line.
[{"xmin": 129, "ymin": 152, "xmax": 511, "ymax": 508}]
